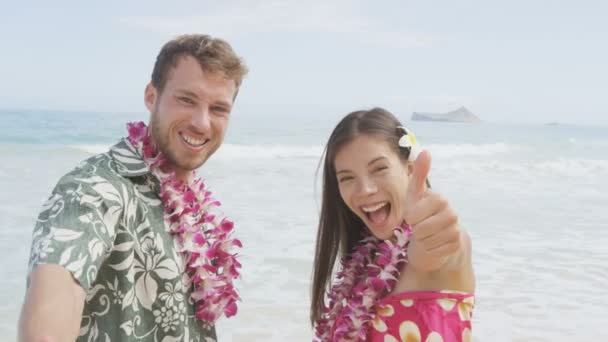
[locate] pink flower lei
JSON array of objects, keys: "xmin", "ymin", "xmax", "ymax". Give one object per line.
[
  {"xmin": 127, "ymin": 121, "xmax": 242, "ymax": 322},
  {"xmin": 314, "ymin": 225, "xmax": 411, "ymax": 341}
]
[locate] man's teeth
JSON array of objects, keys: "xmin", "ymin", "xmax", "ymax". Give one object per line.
[
  {"xmin": 362, "ymin": 202, "xmax": 388, "ymax": 212},
  {"xmin": 182, "ymin": 134, "xmax": 207, "ymax": 146}
]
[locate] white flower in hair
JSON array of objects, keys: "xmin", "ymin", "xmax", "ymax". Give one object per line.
[{"xmin": 397, "ymin": 125, "xmax": 421, "ymax": 161}]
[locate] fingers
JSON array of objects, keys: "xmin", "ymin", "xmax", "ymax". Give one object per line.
[
  {"xmin": 402, "ymin": 149, "xmax": 462, "ymax": 262},
  {"xmin": 406, "ymin": 150, "xmax": 431, "ymax": 201},
  {"xmin": 427, "ymin": 238, "xmax": 461, "ymax": 258},
  {"xmin": 405, "ymin": 192, "xmax": 449, "ymax": 226},
  {"xmin": 411, "ymin": 206, "xmax": 459, "ymax": 241},
  {"xmin": 416, "ymin": 223, "xmax": 461, "ymax": 251}
]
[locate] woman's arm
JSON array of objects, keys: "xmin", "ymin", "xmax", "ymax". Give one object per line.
[{"xmin": 395, "ymin": 150, "xmax": 475, "ymax": 293}]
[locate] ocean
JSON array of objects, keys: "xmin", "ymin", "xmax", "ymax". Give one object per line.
[{"xmin": 1, "ymin": 109, "xmax": 607, "ymax": 341}]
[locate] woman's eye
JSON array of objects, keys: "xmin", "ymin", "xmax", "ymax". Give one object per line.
[
  {"xmin": 374, "ymin": 166, "xmax": 388, "ymax": 173},
  {"xmin": 338, "ymin": 176, "xmax": 353, "ymax": 183}
]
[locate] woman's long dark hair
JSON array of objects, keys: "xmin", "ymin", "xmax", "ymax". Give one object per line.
[{"xmin": 310, "ymin": 107, "xmax": 416, "ymax": 325}]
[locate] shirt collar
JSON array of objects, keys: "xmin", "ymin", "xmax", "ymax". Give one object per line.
[{"xmin": 108, "ymin": 138, "xmax": 150, "ymax": 178}]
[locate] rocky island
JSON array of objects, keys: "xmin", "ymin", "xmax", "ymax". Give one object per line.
[{"xmin": 411, "ymin": 107, "xmax": 481, "ymax": 123}]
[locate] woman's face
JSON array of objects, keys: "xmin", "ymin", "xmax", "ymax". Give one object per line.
[{"xmin": 334, "ymin": 134, "xmax": 412, "ymax": 240}]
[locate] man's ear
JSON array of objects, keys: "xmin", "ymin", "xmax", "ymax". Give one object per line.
[{"xmin": 144, "ymin": 83, "xmax": 158, "ymax": 112}]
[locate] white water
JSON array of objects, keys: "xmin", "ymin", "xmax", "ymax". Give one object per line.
[{"xmin": 1, "ymin": 116, "xmax": 607, "ymax": 341}]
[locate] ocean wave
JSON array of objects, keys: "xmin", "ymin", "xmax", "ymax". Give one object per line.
[
  {"xmin": 64, "ymin": 140, "xmax": 604, "ymax": 166},
  {"xmin": 533, "ymin": 158, "xmax": 608, "ymax": 176},
  {"xmin": 216, "ymin": 143, "xmax": 518, "ymax": 160},
  {"xmin": 66, "ymin": 141, "xmax": 606, "ymax": 166},
  {"xmin": 425, "ymin": 143, "xmax": 514, "ymax": 158},
  {"xmin": 214, "ymin": 144, "xmax": 325, "ymax": 160},
  {"xmin": 69, "ymin": 144, "xmax": 110, "ymax": 154},
  {"xmin": 438, "ymin": 158, "xmax": 608, "ymax": 177},
  {"xmin": 68, "ymin": 142, "xmax": 518, "ymax": 160},
  {"xmin": 68, "ymin": 143, "xmax": 326, "ymax": 159}
]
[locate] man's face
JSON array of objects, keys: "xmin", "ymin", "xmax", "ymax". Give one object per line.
[{"xmin": 145, "ymin": 55, "xmax": 236, "ymax": 179}]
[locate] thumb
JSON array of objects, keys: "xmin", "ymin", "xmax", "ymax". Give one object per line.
[{"xmin": 406, "ymin": 149, "xmax": 431, "ymax": 200}]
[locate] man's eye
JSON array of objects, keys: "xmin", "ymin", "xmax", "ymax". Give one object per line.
[
  {"xmin": 179, "ymin": 97, "xmax": 194, "ymax": 105},
  {"xmin": 212, "ymin": 106, "xmax": 229, "ymax": 114},
  {"xmin": 374, "ymin": 166, "xmax": 388, "ymax": 173}
]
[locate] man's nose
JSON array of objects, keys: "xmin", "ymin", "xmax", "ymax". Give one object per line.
[{"xmin": 191, "ymin": 106, "xmax": 211, "ymax": 133}]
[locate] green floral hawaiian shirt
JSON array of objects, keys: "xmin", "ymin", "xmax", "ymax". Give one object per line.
[{"xmin": 28, "ymin": 138, "xmax": 217, "ymax": 342}]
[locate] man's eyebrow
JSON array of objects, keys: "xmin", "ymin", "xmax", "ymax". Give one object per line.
[
  {"xmin": 213, "ymin": 100, "xmax": 232, "ymax": 108},
  {"xmin": 175, "ymin": 89, "xmax": 199, "ymax": 99},
  {"xmin": 175, "ymin": 90, "xmax": 232, "ymax": 108}
]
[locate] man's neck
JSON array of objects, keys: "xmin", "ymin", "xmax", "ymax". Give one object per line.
[
  {"xmin": 159, "ymin": 164, "xmax": 194, "ymax": 183},
  {"xmin": 175, "ymin": 170, "xmax": 194, "ymax": 183}
]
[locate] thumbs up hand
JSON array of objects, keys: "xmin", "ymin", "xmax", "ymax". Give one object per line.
[{"xmin": 403, "ymin": 150, "xmax": 463, "ymax": 273}]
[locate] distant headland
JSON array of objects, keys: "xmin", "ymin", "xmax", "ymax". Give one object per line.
[{"xmin": 411, "ymin": 107, "xmax": 481, "ymax": 123}]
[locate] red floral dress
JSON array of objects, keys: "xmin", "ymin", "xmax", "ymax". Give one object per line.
[{"xmin": 369, "ymin": 290, "xmax": 475, "ymax": 342}]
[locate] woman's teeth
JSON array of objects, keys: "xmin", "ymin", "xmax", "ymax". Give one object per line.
[{"xmin": 362, "ymin": 202, "xmax": 388, "ymax": 213}]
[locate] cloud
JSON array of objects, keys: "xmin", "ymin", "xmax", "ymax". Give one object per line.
[{"xmin": 117, "ymin": 0, "xmax": 434, "ymax": 48}]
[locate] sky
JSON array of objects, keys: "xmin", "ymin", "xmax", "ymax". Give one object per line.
[{"xmin": 1, "ymin": 0, "xmax": 607, "ymax": 124}]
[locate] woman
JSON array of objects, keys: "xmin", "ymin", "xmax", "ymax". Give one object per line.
[{"xmin": 311, "ymin": 108, "xmax": 475, "ymax": 341}]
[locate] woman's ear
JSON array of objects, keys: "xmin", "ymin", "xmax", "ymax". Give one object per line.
[
  {"xmin": 407, "ymin": 161, "xmax": 414, "ymax": 176},
  {"xmin": 400, "ymin": 158, "xmax": 414, "ymax": 177}
]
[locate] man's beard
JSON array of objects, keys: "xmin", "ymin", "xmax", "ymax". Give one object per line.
[
  {"xmin": 148, "ymin": 109, "xmax": 218, "ymax": 173},
  {"xmin": 150, "ymin": 110, "xmax": 193, "ymax": 172}
]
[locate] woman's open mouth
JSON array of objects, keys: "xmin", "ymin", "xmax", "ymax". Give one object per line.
[{"xmin": 361, "ymin": 201, "xmax": 391, "ymax": 227}]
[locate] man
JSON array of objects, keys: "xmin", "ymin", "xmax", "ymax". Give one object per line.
[{"xmin": 19, "ymin": 34, "xmax": 248, "ymax": 342}]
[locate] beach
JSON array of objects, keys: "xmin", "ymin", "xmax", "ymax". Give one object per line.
[{"xmin": 1, "ymin": 110, "xmax": 607, "ymax": 341}]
